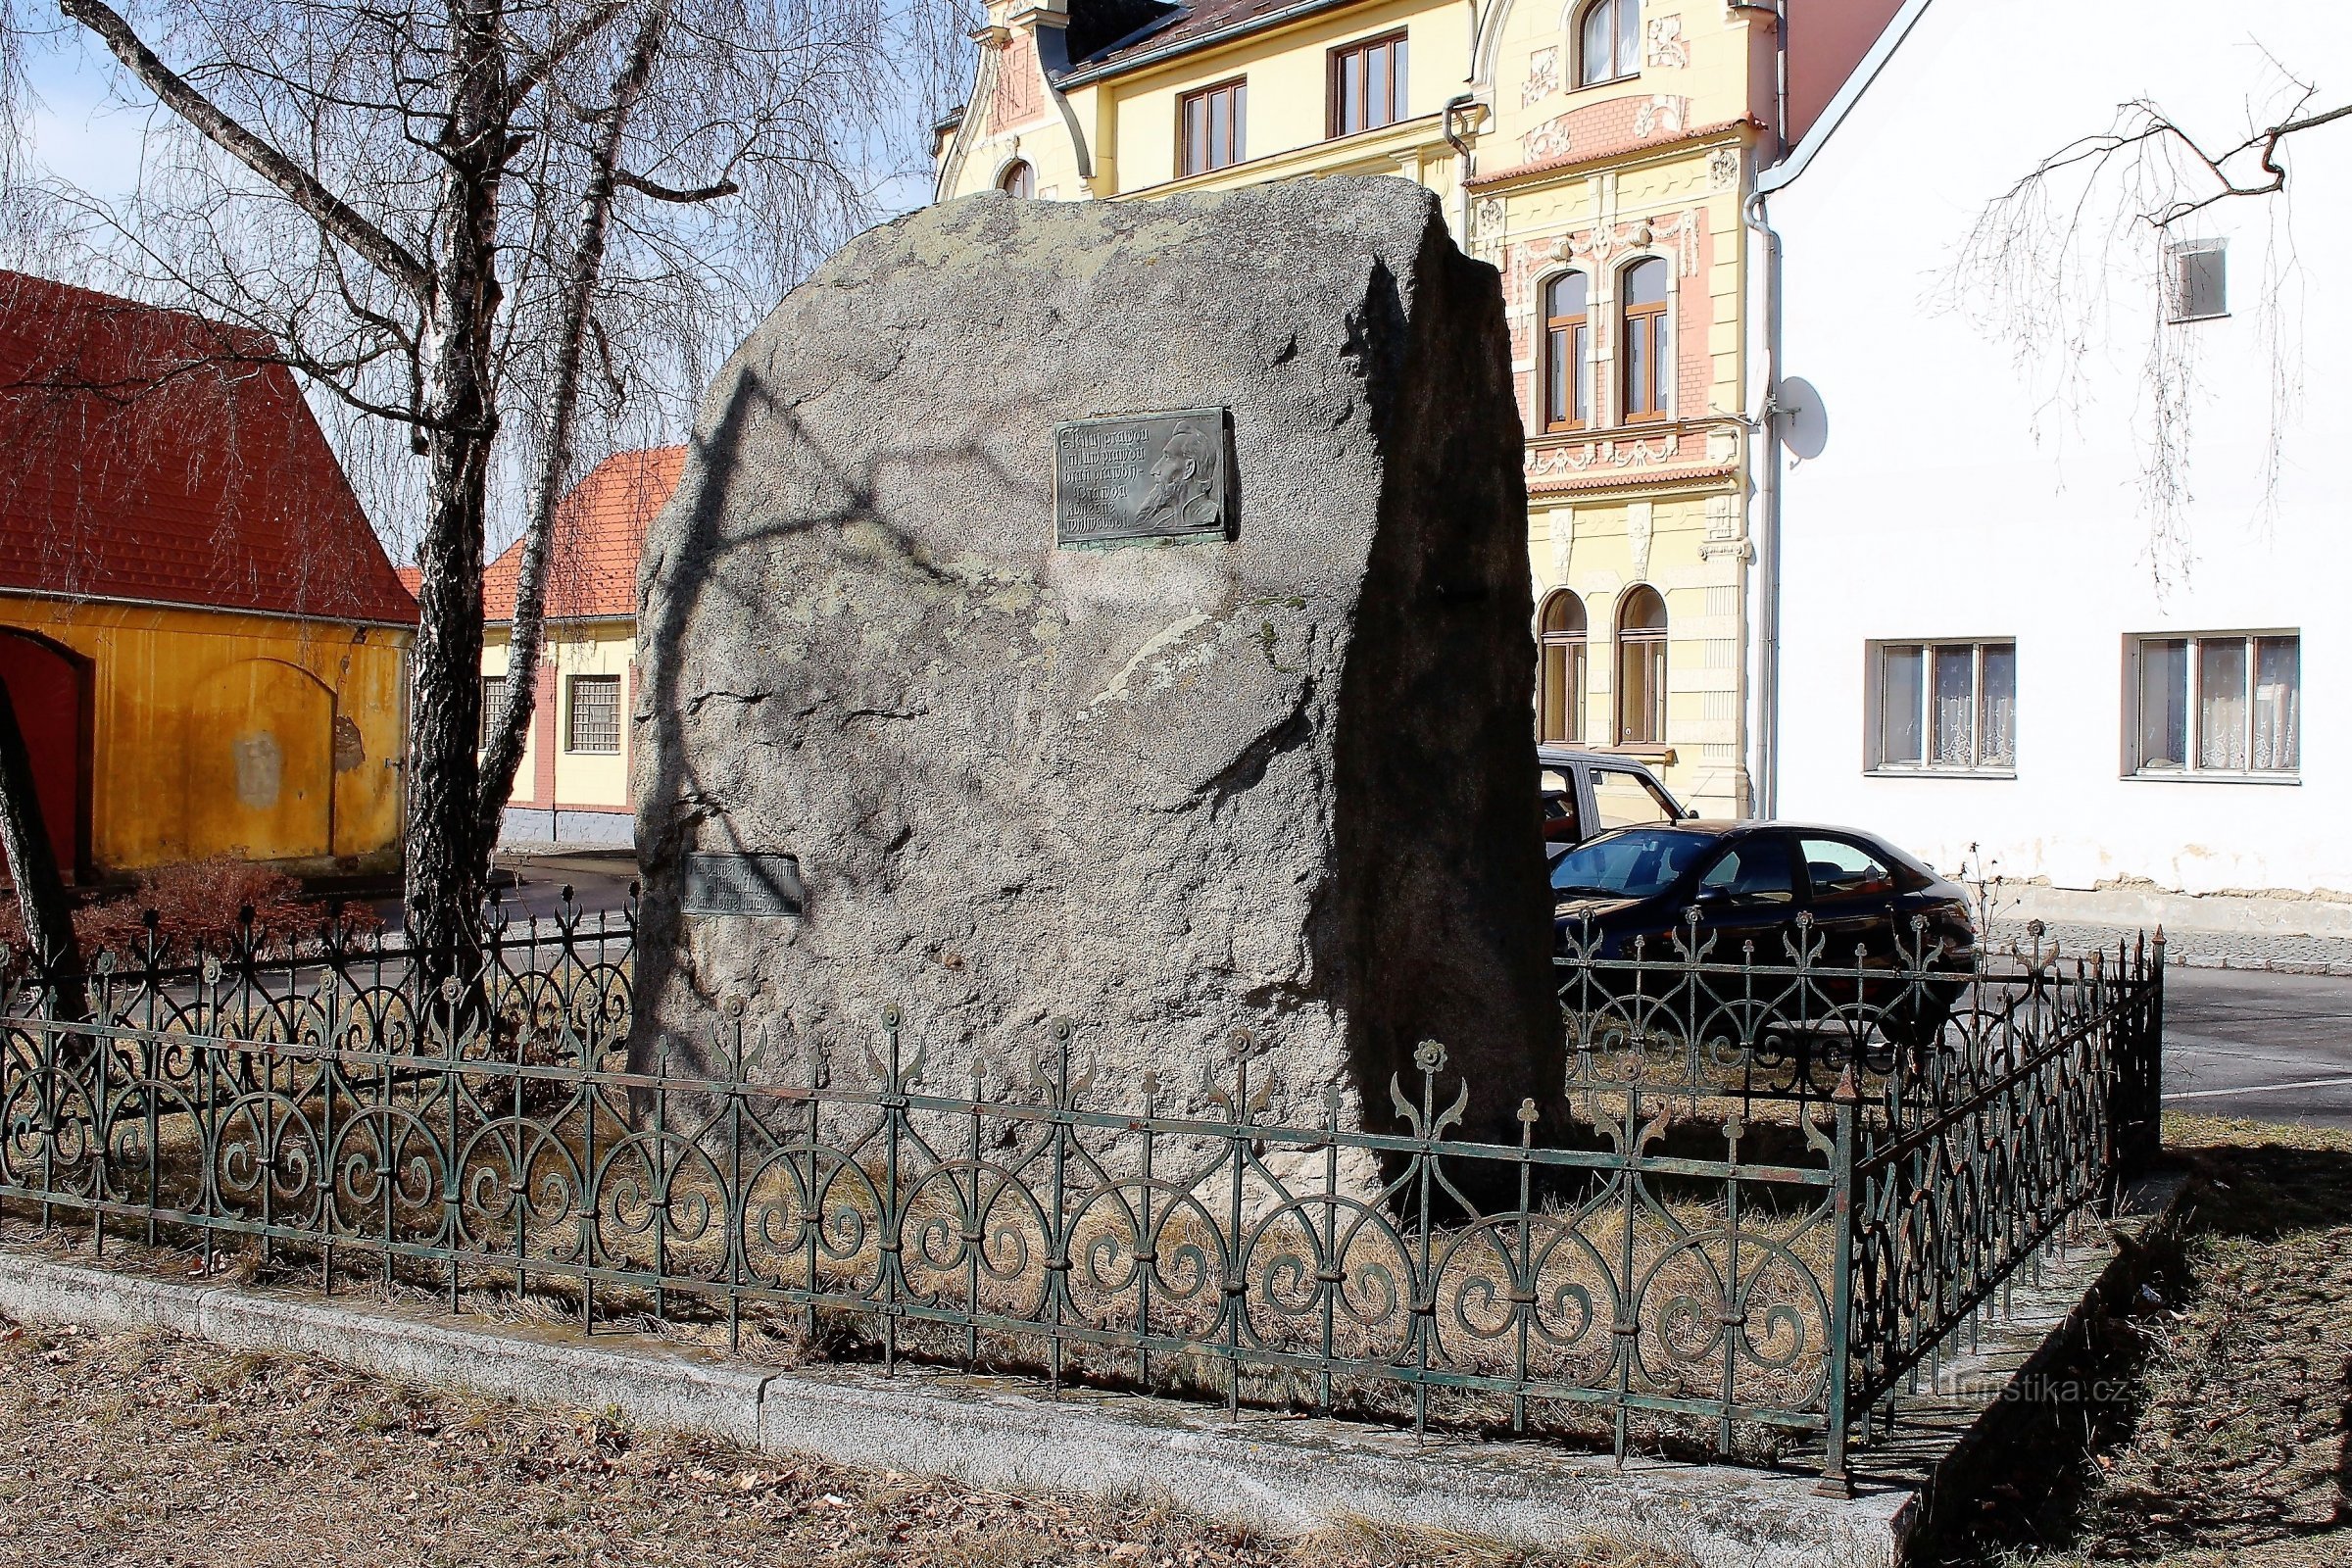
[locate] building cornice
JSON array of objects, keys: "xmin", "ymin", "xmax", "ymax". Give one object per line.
[{"xmin": 1469, "ymin": 118, "xmax": 1760, "ymax": 192}]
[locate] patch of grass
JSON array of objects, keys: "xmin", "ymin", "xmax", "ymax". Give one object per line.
[
  {"xmin": 1943, "ymin": 1113, "xmax": 2352, "ymax": 1566},
  {"xmin": 0, "ymin": 1310, "xmax": 1700, "ymax": 1568}
]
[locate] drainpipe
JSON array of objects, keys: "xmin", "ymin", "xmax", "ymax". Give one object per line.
[
  {"xmin": 1443, "ymin": 93, "xmax": 1476, "ymax": 238},
  {"xmin": 1737, "ymin": 0, "xmax": 1788, "ymax": 821},
  {"xmin": 1740, "ymin": 0, "xmax": 1931, "ymax": 821},
  {"xmin": 1741, "ymin": 183, "xmax": 1784, "ymax": 821}
]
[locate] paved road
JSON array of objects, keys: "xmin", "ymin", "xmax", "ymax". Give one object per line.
[
  {"xmin": 372, "ymin": 858, "xmax": 2352, "ymax": 1128},
  {"xmin": 367, "ymin": 852, "xmax": 640, "ymax": 931},
  {"xmin": 2162, "ymin": 966, "xmax": 2352, "ymax": 1129}
]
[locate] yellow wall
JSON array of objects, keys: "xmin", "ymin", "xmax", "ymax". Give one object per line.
[
  {"xmin": 0, "ymin": 594, "xmax": 411, "ymax": 873},
  {"xmin": 479, "ymin": 627, "xmax": 538, "ymax": 801},
  {"xmin": 552, "ymin": 624, "xmax": 634, "ymax": 808},
  {"xmin": 482, "ymin": 619, "xmax": 635, "ymax": 811},
  {"xmin": 940, "ymin": 0, "xmax": 1471, "ymax": 206}
]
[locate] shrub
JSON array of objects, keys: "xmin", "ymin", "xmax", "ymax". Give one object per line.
[{"xmin": 0, "ymin": 855, "xmax": 381, "ymax": 967}]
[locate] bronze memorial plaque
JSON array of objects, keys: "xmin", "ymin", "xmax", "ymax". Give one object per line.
[
  {"xmin": 680, "ymin": 852, "xmax": 805, "ymax": 916},
  {"xmin": 1054, "ymin": 409, "xmax": 1233, "ymax": 549}
]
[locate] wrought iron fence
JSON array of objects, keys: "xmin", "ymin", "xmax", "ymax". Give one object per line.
[{"xmin": 0, "ymin": 898, "xmax": 2161, "ymax": 1490}]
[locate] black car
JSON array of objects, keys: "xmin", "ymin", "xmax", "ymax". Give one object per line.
[{"xmin": 1550, "ymin": 820, "xmax": 1977, "ymax": 1042}]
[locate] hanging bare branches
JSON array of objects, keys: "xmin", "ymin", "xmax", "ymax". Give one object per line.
[
  {"xmin": 1946, "ymin": 65, "xmax": 2341, "ymax": 593},
  {"xmin": 21, "ymin": 0, "xmax": 963, "ymax": 948},
  {"xmin": 475, "ymin": 0, "xmax": 666, "ymax": 855}
]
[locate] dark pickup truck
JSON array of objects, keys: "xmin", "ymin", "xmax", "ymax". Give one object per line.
[{"xmin": 1539, "ymin": 746, "xmax": 1692, "ymax": 856}]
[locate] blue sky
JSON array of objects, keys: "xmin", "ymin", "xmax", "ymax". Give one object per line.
[
  {"xmin": 23, "ymin": 39, "xmax": 151, "ymax": 201},
  {"xmin": 18, "ymin": 29, "xmax": 946, "ymax": 216}
]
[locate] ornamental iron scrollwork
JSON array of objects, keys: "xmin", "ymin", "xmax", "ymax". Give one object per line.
[{"xmin": 0, "ymin": 898, "xmax": 2163, "ymax": 1491}]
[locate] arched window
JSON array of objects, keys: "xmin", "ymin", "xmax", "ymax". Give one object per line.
[
  {"xmin": 1000, "ymin": 160, "xmax": 1036, "ymax": 198},
  {"xmin": 1578, "ymin": 0, "xmax": 1641, "ymax": 88},
  {"xmin": 1538, "ymin": 589, "xmax": 1588, "ymax": 742},
  {"xmin": 1542, "ymin": 272, "xmax": 1590, "ymax": 432},
  {"xmin": 1615, "ymin": 585, "xmax": 1667, "ymax": 745},
  {"xmin": 1620, "ymin": 256, "xmax": 1670, "ymax": 422}
]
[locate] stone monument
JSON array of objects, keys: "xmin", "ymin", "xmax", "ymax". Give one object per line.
[{"xmin": 634, "ymin": 177, "xmax": 1558, "ymax": 1146}]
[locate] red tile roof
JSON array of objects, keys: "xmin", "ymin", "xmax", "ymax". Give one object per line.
[
  {"xmin": 0, "ymin": 271, "xmax": 417, "ymax": 625},
  {"xmin": 1061, "ymin": 0, "xmax": 1307, "ymax": 79},
  {"xmin": 482, "ymin": 446, "xmax": 681, "ymax": 623}
]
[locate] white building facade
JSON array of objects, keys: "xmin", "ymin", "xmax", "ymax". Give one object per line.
[{"xmin": 1753, "ymin": 0, "xmax": 2352, "ymax": 956}]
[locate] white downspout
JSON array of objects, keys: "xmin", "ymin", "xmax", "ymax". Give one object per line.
[
  {"xmin": 1741, "ymin": 0, "xmax": 1935, "ymax": 819},
  {"xmin": 1741, "ymin": 183, "xmax": 1785, "ymax": 821}
]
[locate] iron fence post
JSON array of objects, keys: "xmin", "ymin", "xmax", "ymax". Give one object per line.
[
  {"xmin": 2139, "ymin": 928, "xmax": 2167, "ymax": 1170},
  {"xmin": 1817, "ymin": 1067, "xmax": 1859, "ymax": 1497}
]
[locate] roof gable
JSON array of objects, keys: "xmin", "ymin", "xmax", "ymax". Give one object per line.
[
  {"xmin": 482, "ymin": 445, "xmax": 682, "ymax": 623},
  {"xmin": 0, "ymin": 271, "xmax": 417, "ymax": 626}
]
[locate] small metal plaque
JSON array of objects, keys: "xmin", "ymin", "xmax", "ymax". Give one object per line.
[
  {"xmin": 680, "ymin": 852, "xmax": 805, "ymax": 917},
  {"xmin": 1054, "ymin": 409, "xmax": 1233, "ymax": 550}
]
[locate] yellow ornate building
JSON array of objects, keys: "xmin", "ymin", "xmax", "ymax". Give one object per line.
[{"xmin": 934, "ymin": 0, "xmax": 1895, "ymax": 814}]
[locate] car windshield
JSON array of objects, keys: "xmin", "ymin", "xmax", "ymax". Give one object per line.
[{"xmin": 1548, "ymin": 828, "xmax": 1714, "ymax": 900}]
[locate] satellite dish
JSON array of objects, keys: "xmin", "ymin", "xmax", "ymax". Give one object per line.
[{"xmin": 1776, "ymin": 375, "xmax": 1829, "ymax": 462}]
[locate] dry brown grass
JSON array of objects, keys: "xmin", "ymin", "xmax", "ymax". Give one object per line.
[
  {"xmin": 0, "ymin": 1314, "xmax": 1690, "ymax": 1568},
  {"xmin": 1946, "ymin": 1113, "xmax": 2352, "ymax": 1567}
]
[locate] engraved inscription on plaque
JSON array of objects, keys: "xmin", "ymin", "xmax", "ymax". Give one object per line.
[
  {"xmin": 681, "ymin": 852, "xmax": 805, "ymax": 917},
  {"xmin": 1054, "ymin": 409, "xmax": 1233, "ymax": 549}
]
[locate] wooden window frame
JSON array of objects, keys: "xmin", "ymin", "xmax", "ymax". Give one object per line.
[
  {"xmin": 1577, "ymin": 0, "xmax": 1641, "ymax": 90},
  {"xmin": 1178, "ymin": 77, "xmax": 1248, "ymax": 177},
  {"xmin": 1619, "ymin": 258, "xmax": 1671, "ymax": 425},
  {"xmin": 565, "ymin": 672, "xmax": 622, "ymax": 756},
  {"xmin": 1541, "ymin": 271, "xmax": 1590, "ymax": 433},
  {"xmin": 1614, "ymin": 586, "xmax": 1668, "ymax": 747},
  {"xmin": 999, "ymin": 160, "xmax": 1036, "ymax": 198},
  {"xmin": 1328, "ymin": 30, "xmax": 1408, "ymax": 139},
  {"xmin": 1538, "ymin": 588, "xmax": 1588, "ymax": 743}
]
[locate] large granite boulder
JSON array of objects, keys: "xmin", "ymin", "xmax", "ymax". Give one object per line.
[{"xmin": 634, "ymin": 177, "xmax": 1556, "ymax": 1148}]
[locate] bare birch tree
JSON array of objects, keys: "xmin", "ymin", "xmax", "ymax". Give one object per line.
[
  {"xmin": 1948, "ymin": 66, "xmax": 2347, "ymax": 590},
  {"xmin": 26, "ymin": 0, "xmax": 956, "ymax": 955}
]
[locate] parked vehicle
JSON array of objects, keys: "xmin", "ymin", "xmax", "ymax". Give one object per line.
[
  {"xmin": 1549, "ymin": 820, "xmax": 1977, "ymax": 1045},
  {"xmin": 1537, "ymin": 746, "xmax": 1691, "ymax": 853}
]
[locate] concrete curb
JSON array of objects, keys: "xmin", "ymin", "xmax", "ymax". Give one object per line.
[{"xmin": 0, "ymin": 1248, "xmax": 1914, "ymax": 1568}]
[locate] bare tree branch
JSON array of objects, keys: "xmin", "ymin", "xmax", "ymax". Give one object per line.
[
  {"xmin": 1944, "ymin": 65, "xmax": 2342, "ymax": 593},
  {"xmin": 612, "ymin": 169, "xmax": 736, "ymax": 202},
  {"xmin": 58, "ymin": 0, "xmax": 433, "ymax": 297},
  {"xmin": 476, "ymin": 0, "xmax": 665, "ymax": 856}
]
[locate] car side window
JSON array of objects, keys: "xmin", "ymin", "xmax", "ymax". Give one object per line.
[
  {"xmin": 1798, "ymin": 837, "xmax": 1895, "ymax": 900},
  {"xmin": 1696, "ymin": 834, "xmax": 1797, "ymax": 906},
  {"xmin": 1591, "ymin": 767, "xmax": 1676, "ymax": 829}
]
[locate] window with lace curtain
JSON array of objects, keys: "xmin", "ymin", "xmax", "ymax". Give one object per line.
[
  {"xmin": 2128, "ymin": 632, "xmax": 2298, "ymax": 777},
  {"xmin": 1868, "ymin": 640, "xmax": 2016, "ymax": 774}
]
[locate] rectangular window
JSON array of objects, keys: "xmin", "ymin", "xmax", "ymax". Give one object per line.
[
  {"xmin": 2167, "ymin": 239, "xmax": 2227, "ymax": 321},
  {"xmin": 2128, "ymin": 631, "xmax": 2298, "ymax": 777},
  {"xmin": 479, "ymin": 675, "xmax": 506, "ymax": 751},
  {"xmin": 1617, "ymin": 637, "xmax": 1666, "ymax": 745},
  {"xmin": 1179, "ymin": 79, "xmax": 1247, "ymax": 176},
  {"xmin": 1869, "ymin": 640, "xmax": 2016, "ymax": 773},
  {"xmin": 566, "ymin": 673, "xmax": 621, "ymax": 755},
  {"xmin": 1329, "ymin": 31, "xmax": 1407, "ymax": 138}
]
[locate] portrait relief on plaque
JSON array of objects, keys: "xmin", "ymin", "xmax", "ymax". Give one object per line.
[{"xmin": 1053, "ymin": 408, "xmax": 1234, "ymax": 549}]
